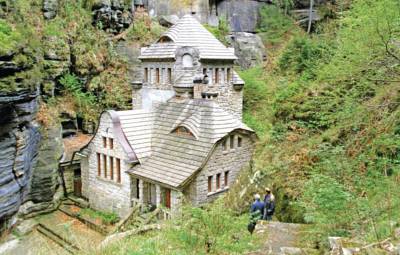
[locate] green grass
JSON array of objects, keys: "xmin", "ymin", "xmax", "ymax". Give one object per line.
[
  {"xmin": 79, "ymin": 208, "xmax": 119, "ymax": 225},
  {"xmin": 92, "ymin": 200, "xmax": 262, "ymax": 255}
]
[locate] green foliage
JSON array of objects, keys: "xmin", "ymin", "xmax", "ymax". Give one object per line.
[
  {"xmin": 204, "ymin": 16, "xmax": 230, "ymax": 46},
  {"xmin": 127, "ymin": 19, "xmax": 165, "ymax": 45},
  {"xmin": 79, "ymin": 208, "xmax": 119, "ymax": 225},
  {"xmin": 0, "ymin": 19, "xmax": 20, "ymax": 55},
  {"xmin": 59, "ymin": 73, "xmax": 97, "ymax": 120},
  {"xmin": 278, "ymin": 37, "xmax": 332, "ymax": 78},
  {"xmin": 96, "ymin": 200, "xmax": 261, "ymax": 255},
  {"xmin": 231, "ymin": 0, "xmax": 400, "ymax": 248},
  {"xmin": 257, "ymin": 5, "xmax": 297, "ymax": 45}
]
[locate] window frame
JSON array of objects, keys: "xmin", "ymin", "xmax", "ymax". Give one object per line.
[
  {"xmin": 216, "ymin": 173, "xmax": 221, "ymax": 190},
  {"xmin": 102, "ymin": 137, "xmax": 107, "ymax": 148},
  {"xmin": 97, "ymin": 153, "xmax": 101, "ymax": 176},
  {"xmin": 103, "ymin": 154, "xmax": 107, "ymax": 178},
  {"xmin": 110, "ymin": 156, "xmax": 114, "ymax": 180},
  {"xmin": 224, "ymin": 171, "xmax": 229, "ymax": 187},
  {"xmin": 229, "ymin": 135, "xmax": 234, "ymax": 149},
  {"xmin": 208, "ymin": 176, "xmax": 213, "ymax": 193},
  {"xmin": 116, "ymin": 158, "xmax": 121, "ymax": 183},
  {"xmin": 237, "ymin": 136, "xmax": 242, "ymax": 148}
]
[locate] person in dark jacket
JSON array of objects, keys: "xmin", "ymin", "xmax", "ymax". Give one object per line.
[
  {"xmin": 263, "ymin": 187, "xmax": 275, "ymax": 221},
  {"xmin": 248, "ymin": 194, "xmax": 264, "ymax": 234}
]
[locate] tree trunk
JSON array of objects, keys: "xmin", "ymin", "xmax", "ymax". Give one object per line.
[{"xmin": 307, "ymin": 0, "xmax": 314, "ymax": 33}]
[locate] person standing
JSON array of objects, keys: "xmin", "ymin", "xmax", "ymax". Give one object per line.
[
  {"xmin": 263, "ymin": 188, "xmax": 275, "ymax": 221},
  {"xmin": 248, "ymin": 194, "xmax": 264, "ymax": 234}
]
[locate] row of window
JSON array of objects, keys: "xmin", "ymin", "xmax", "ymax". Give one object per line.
[
  {"xmin": 96, "ymin": 153, "xmax": 121, "ymax": 183},
  {"xmin": 208, "ymin": 171, "xmax": 229, "ymax": 193},
  {"xmin": 222, "ymin": 135, "xmax": 242, "ymax": 151},
  {"xmin": 144, "ymin": 67, "xmax": 172, "ymax": 84},
  {"xmin": 143, "ymin": 67, "xmax": 233, "ymax": 85},
  {"xmin": 203, "ymin": 67, "xmax": 232, "ymax": 85},
  {"xmin": 102, "ymin": 137, "xmax": 114, "ymax": 149}
]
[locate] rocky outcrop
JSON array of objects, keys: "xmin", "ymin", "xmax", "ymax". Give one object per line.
[
  {"xmin": 227, "ymin": 32, "xmax": 266, "ymax": 69},
  {"xmin": 0, "ymin": 91, "xmax": 40, "ymax": 229},
  {"xmin": 43, "ymin": 0, "xmax": 59, "ymax": 20},
  {"xmin": 215, "ymin": 0, "xmax": 268, "ymax": 32},
  {"xmin": 92, "ymin": 0, "xmax": 133, "ymax": 34}
]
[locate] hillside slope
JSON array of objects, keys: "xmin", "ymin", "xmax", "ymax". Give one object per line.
[{"xmin": 233, "ymin": 0, "xmax": 400, "ymax": 247}]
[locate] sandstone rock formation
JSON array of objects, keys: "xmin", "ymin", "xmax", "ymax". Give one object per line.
[
  {"xmin": 227, "ymin": 32, "xmax": 266, "ymax": 69},
  {"xmin": 92, "ymin": 0, "xmax": 133, "ymax": 34}
]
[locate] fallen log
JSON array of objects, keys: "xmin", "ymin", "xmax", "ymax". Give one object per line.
[{"xmin": 100, "ymin": 224, "xmax": 162, "ymax": 248}]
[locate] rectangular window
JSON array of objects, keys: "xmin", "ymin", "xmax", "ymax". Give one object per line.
[
  {"xmin": 230, "ymin": 135, "xmax": 234, "ymax": 149},
  {"xmin": 168, "ymin": 68, "xmax": 172, "ymax": 83},
  {"xmin": 216, "ymin": 173, "xmax": 221, "ymax": 190},
  {"xmin": 144, "ymin": 68, "xmax": 148, "ymax": 82},
  {"xmin": 227, "ymin": 68, "xmax": 231, "ymax": 82},
  {"xmin": 116, "ymin": 158, "xmax": 121, "ymax": 183},
  {"xmin": 238, "ymin": 137, "xmax": 242, "ymax": 148},
  {"xmin": 110, "ymin": 156, "xmax": 114, "ymax": 180},
  {"xmin": 97, "ymin": 153, "xmax": 101, "ymax": 176},
  {"xmin": 156, "ymin": 68, "xmax": 160, "ymax": 84},
  {"xmin": 103, "ymin": 154, "xmax": 107, "ymax": 178},
  {"xmin": 102, "ymin": 137, "xmax": 107, "ymax": 148},
  {"xmin": 203, "ymin": 68, "xmax": 207, "ymax": 75},
  {"xmin": 208, "ymin": 176, "xmax": 213, "ymax": 193},
  {"xmin": 224, "ymin": 171, "xmax": 229, "ymax": 187},
  {"xmin": 109, "ymin": 138, "xmax": 114, "ymax": 149},
  {"xmin": 214, "ymin": 68, "xmax": 219, "ymax": 84}
]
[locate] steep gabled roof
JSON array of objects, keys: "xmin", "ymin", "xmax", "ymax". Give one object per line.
[
  {"xmin": 127, "ymin": 99, "xmax": 254, "ymax": 188},
  {"xmin": 117, "ymin": 109, "xmax": 154, "ymax": 162},
  {"xmin": 140, "ymin": 15, "xmax": 237, "ymax": 60}
]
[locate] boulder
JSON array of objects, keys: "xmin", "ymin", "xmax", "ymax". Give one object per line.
[
  {"xmin": 158, "ymin": 15, "xmax": 179, "ymax": 27},
  {"xmin": 43, "ymin": 0, "xmax": 58, "ymax": 20},
  {"xmin": 227, "ymin": 32, "xmax": 266, "ymax": 69},
  {"xmin": 15, "ymin": 219, "xmax": 38, "ymax": 235}
]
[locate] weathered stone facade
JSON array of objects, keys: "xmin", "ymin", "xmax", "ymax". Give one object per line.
[
  {"xmin": 184, "ymin": 131, "xmax": 254, "ymax": 204},
  {"xmin": 81, "ymin": 112, "xmax": 134, "ymax": 217}
]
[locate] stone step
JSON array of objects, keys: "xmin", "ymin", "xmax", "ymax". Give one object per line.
[{"xmin": 37, "ymin": 224, "xmax": 79, "ymax": 254}]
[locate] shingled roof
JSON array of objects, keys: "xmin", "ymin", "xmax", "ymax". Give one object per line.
[
  {"xmin": 126, "ymin": 99, "xmax": 253, "ymax": 188},
  {"xmin": 140, "ymin": 15, "xmax": 237, "ymax": 60}
]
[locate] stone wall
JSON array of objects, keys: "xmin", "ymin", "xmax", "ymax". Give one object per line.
[
  {"xmin": 83, "ymin": 112, "xmax": 133, "ymax": 218},
  {"xmin": 184, "ymin": 131, "xmax": 255, "ymax": 205}
]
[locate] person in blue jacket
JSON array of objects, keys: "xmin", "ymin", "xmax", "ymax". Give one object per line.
[{"xmin": 248, "ymin": 194, "xmax": 264, "ymax": 234}]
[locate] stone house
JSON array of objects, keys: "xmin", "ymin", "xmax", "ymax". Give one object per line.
[{"xmin": 78, "ymin": 15, "xmax": 256, "ymax": 218}]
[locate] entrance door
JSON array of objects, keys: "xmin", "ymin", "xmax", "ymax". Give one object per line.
[
  {"xmin": 165, "ymin": 189, "xmax": 171, "ymax": 209},
  {"xmin": 73, "ymin": 168, "xmax": 82, "ymax": 197}
]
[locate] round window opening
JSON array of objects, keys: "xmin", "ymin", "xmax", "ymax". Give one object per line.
[{"xmin": 182, "ymin": 54, "xmax": 193, "ymax": 68}]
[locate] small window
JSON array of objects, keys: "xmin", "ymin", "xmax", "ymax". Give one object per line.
[
  {"xmin": 156, "ymin": 68, "xmax": 160, "ymax": 84},
  {"xmin": 144, "ymin": 68, "xmax": 148, "ymax": 82},
  {"xmin": 173, "ymin": 126, "xmax": 194, "ymax": 137},
  {"xmin": 103, "ymin": 154, "xmax": 107, "ymax": 178},
  {"xmin": 208, "ymin": 176, "xmax": 213, "ymax": 193},
  {"xmin": 227, "ymin": 68, "xmax": 231, "ymax": 83},
  {"xmin": 182, "ymin": 54, "xmax": 193, "ymax": 68},
  {"xmin": 116, "ymin": 158, "xmax": 121, "ymax": 183},
  {"xmin": 238, "ymin": 137, "xmax": 242, "ymax": 148},
  {"xmin": 168, "ymin": 68, "xmax": 172, "ymax": 83},
  {"xmin": 203, "ymin": 68, "xmax": 207, "ymax": 75},
  {"xmin": 97, "ymin": 153, "xmax": 101, "ymax": 176},
  {"xmin": 214, "ymin": 68, "xmax": 219, "ymax": 84},
  {"xmin": 224, "ymin": 171, "xmax": 229, "ymax": 187},
  {"xmin": 222, "ymin": 139, "xmax": 227, "ymax": 151},
  {"xmin": 109, "ymin": 138, "xmax": 114, "ymax": 149},
  {"xmin": 102, "ymin": 137, "xmax": 107, "ymax": 148},
  {"xmin": 230, "ymin": 135, "xmax": 234, "ymax": 149},
  {"xmin": 110, "ymin": 156, "xmax": 114, "ymax": 180},
  {"xmin": 216, "ymin": 173, "xmax": 221, "ymax": 190}
]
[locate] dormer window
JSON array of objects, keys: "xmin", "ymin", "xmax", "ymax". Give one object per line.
[
  {"xmin": 173, "ymin": 126, "xmax": 195, "ymax": 138},
  {"xmin": 182, "ymin": 54, "xmax": 193, "ymax": 68}
]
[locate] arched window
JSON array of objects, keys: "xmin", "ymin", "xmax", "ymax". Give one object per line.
[
  {"xmin": 182, "ymin": 54, "xmax": 193, "ymax": 68},
  {"xmin": 172, "ymin": 126, "xmax": 195, "ymax": 137}
]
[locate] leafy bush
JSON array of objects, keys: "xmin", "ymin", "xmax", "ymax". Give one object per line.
[
  {"xmin": 257, "ymin": 5, "xmax": 296, "ymax": 45},
  {"xmin": 0, "ymin": 19, "xmax": 20, "ymax": 55},
  {"xmin": 79, "ymin": 208, "xmax": 119, "ymax": 225}
]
